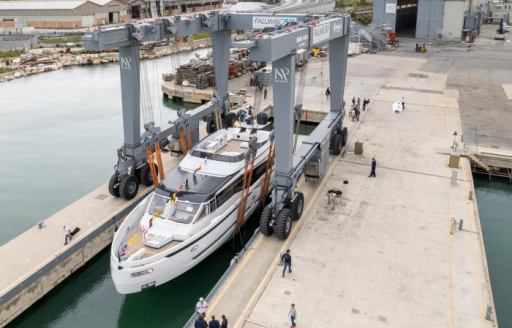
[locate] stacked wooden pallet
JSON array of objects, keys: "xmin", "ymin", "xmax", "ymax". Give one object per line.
[{"xmin": 176, "ymin": 62, "xmax": 215, "ymax": 89}]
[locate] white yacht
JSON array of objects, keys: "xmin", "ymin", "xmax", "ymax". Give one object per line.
[{"xmin": 111, "ymin": 127, "xmax": 272, "ymax": 294}]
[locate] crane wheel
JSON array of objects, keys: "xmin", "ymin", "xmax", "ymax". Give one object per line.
[
  {"xmin": 274, "ymin": 208, "xmax": 293, "ymax": 240},
  {"xmin": 290, "ymin": 192, "xmax": 304, "ymax": 221},
  {"xmin": 139, "ymin": 164, "xmax": 158, "ymax": 186},
  {"xmin": 206, "ymin": 115, "xmax": 217, "ymax": 134},
  {"xmin": 119, "ymin": 174, "xmax": 140, "ymax": 200},
  {"xmin": 108, "ymin": 172, "xmax": 120, "ymax": 197},
  {"xmin": 260, "ymin": 206, "xmax": 273, "ymax": 236},
  {"xmin": 256, "ymin": 112, "xmax": 268, "ymax": 125},
  {"xmin": 341, "ymin": 127, "xmax": 348, "ymax": 147},
  {"xmin": 223, "ymin": 112, "xmax": 237, "ymax": 128},
  {"xmin": 332, "ymin": 133, "xmax": 342, "ymax": 155}
]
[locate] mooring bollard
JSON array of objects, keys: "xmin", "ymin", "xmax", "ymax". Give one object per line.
[{"xmin": 327, "ymin": 189, "xmax": 343, "ymax": 210}]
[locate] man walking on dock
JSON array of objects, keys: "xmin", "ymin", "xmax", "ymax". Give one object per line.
[
  {"xmin": 289, "ymin": 303, "xmax": 297, "ymax": 327},
  {"xmin": 282, "ymin": 249, "xmax": 292, "ymax": 277},
  {"xmin": 63, "ymin": 224, "xmax": 71, "ymax": 245},
  {"xmin": 369, "ymin": 158, "xmax": 377, "ymax": 177},
  {"xmin": 325, "ymin": 87, "xmax": 330, "ymax": 100}
]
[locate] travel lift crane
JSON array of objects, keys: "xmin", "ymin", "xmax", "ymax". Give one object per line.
[{"xmin": 83, "ymin": 12, "xmax": 350, "ymax": 240}]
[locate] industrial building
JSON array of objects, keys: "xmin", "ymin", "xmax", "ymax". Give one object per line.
[
  {"xmin": 372, "ymin": 0, "xmax": 485, "ymax": 40},
  {"xmin": 488, "ymin": 0, "xmax": 512, "ymax": 23},
  {"xmin": 0, "ymin": 0, "xmax": 129, "ymax": 29}
]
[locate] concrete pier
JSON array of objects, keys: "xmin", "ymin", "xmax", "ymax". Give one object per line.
[
  {"xmin": 0, "ymin": 155, "xmax": 181, "ymax": 327},
  {"xmin": 198, "ymin": 54, "xmax": 497, "ymax": 327}
]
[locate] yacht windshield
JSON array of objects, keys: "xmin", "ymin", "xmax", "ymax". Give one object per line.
[
  {"xmin": 147, "ymin": 194, "xmax": 202, "ymax": 224},
  {"xmin": 148, "ymin": 194, "xmax": 167, "ymax": 216},
  {"xmin": 170, "ymin": 201, "xmax": 201, "ymax": 224}
]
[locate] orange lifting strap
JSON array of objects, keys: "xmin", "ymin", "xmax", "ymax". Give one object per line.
[
  {"xmin": 259, "ymin": 143, "xmax": 275, "ymax": 206},
  {"xmin": 178, "ymin": 128, "xmax": 187, "ymax": 156},
  {"xmin": 236, "ymin": 155, "xmax": 256, "ymax": 231},
  {"xmin": 155, "ymin": 142, "xmax": 165, "ymax": 181},
  {"xmin": 146, "ymin": 146, "xmax": 159, "ymax": 187},
  {"xmin": 186, "ymin": 127, "xmax": 193, "ymax": 151}
]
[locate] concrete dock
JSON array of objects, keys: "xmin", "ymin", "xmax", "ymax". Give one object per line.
[
  {"xmin": 0, "ymin": 154, "xmax": 182, "ymax": 327},
  {"xmin": 200, "ymin": 54, "xmax": 497, "ymax": 327}
]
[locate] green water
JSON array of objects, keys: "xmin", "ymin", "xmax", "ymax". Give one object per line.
[{"xmin": 474, "ymin": 177, "xmax": 512, "ymax": 327}]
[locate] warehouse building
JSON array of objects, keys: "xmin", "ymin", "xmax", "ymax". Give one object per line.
[
  {"xmin": 0, "ymin": 0, "xmax": 129, "ymax": 29},
  {"xmin": 372, "ymin": 0, "xmax": 485, "ymax": 40}
]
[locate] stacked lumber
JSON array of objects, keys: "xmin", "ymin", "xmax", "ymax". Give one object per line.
[{"xmin": 176, "ymin": 62, "xmax": 215, "ymax": 88}]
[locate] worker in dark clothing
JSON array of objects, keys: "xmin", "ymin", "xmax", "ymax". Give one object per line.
[
  {"xmin": 194, "ymin": 315, "xmax": 208, "ymax": 328},
  {"xmin": 352, "ymin": 97, "xmax": 356, "ymax": 105},
  {"xmin": 263, "ymin": 88, "xmax": 268, "ymax": 100},
  {"xmin": 325, "ymin": 87, "xmax": 330, "ymax": 100},
  {"xmin": 369, "ymin": 158, "xmax": 377, "ymax": 178},
  {"xmin": 281, "ymin": 249, "xmax": 292, "ymax": 277},
  {"xmin": 209, "ymin": 315, "xmax": 220, "ymax": 328},
  {"xmin": 221, "ymin": 315, "xmax": 228, "ymax": 328}
]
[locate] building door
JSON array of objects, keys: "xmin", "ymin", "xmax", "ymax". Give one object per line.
[{"xmin": 81, "ymin": 15, "xmax": 95, "ymax": 27}]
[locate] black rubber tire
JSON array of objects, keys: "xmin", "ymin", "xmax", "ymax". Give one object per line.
[
  {"xmin": 223, "ymin": 112, "xmax": 237, "ymax": 128},
  {"xmin": 108, "ymin": 172, "xmax": 120, "ymax": 197},
  {"xmin": 260, "ymin": 206, "xmax": 273, "ymax": 236},
  {"xmin": 256, "ymin": 112, "xmax": 268, "ymax": 125},
  {"xmin": 331, "ymin": 133, "xmax": 342, "ymax": 155},
  {"xmin": 274, "ymin": 208, "xmax": 293, "ymax": 240},
  {"xmin": 119, "ymin": 174, "xmax": 140, "ymax": 200},
  {"xmin": 236, "ymin": 110, "xmax": 247, "ymax": 121},
  {"xmin": 206, "ymin": 115, "xmax": 217, "ymax": 134},
  {"xmin": 290, "ymin": 192, "xmax": 304, "ymax": 221},
  {"xmin": 139, "ymin": 164, "xmax": 158, "ymax": 187},
  {"xmin": 341, "ymin": 127, "xmax": 348, "ymax": 147}
]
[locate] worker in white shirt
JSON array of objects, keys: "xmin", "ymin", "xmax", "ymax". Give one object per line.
[
  {"xmin": 451, "ymin": 131, "xmax": 458, "ymax": 151},
  {"xmin": 196, "ymin": 297, "xmax": 208, "ymax": 317},
  {"xmin": 63, "ymin": 225, "xmax": 71, "ymax": 245}
]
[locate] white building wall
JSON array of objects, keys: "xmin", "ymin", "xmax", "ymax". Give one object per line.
[{"xmin": 442, "ymin": 1, "xmax": 466, "ymax": 40}]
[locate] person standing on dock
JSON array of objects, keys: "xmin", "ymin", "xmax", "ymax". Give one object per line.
[
  {"xmin": 451, "ymin": 131, "xmax": 458, "ymax": 151},
  {"xmin": 450, "ymin": 215, "xmax": 458, "ymax": 235},
  {"xmin": 352, "ymin": 97, "xmax": 356, "ymax": 105},
  {"xmin": 369, "ymin": 158, "xmax": 377, "ymax": 178},
  {"xmin": 209, "ymin": 315, "xmax": 220, "ymax": 328},
  {"xmin": 325, "ymin": 87, "xmax": 330, "ymax": 100},
  {"xmin": 221, "ymin": 315, "xmax": 228, "ymax": 328},
  {"xmin": 281, "ymin": 249, "xmax": 292, "ymax": 277},
  {"xmin": 194, "ymin": 315, "xmax": 208, "ymax": 328},
  {"xmin": 63, "ymin": 224, "xmax": 71, "ymax": 245},
  {"xmin": 196, "ymin": 297, "xmax": 208, "ymax": 317},
  {"xmin": 264, "ymin": 87, "xmax": 268, "ymax": 100},
  {"xmin": 289, "ymin": 303, "xmax": 297, "ymax": 327},
  {"xmin": 401, "ymin": 97, "xmax": 405, "ymax": 110}
]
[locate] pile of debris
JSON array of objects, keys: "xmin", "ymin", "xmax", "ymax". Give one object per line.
[
  {"xmin": 176, "ymin": 62, "xmax": 215, "ymax": 89},
  {"xmin": 171, "ymin": 58, "xmax": 252, "ymax": 89}
]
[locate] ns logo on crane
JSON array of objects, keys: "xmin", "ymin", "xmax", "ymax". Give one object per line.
[
  {"xmin": 120, "ymin": 56, "xmax": 132, "ymax": 70},
  {"xmin": 274, "ymin": 67, "xmax": 291, "ymax": 84}
]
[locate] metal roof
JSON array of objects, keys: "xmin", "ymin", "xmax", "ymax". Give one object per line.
[{"xmin": 0, "ymin": 1, "xmax": 87, "ymax": 10}]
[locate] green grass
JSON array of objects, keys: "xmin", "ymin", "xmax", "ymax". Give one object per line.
[
  {"xmin": 335, "ymin": 0, "xmax": 371, "ymax": 9},
  {"xmin": 191, "ymin": 32, "xmax": 211, "ymax": 41},
  {"xmin": 0, "ymin": 50, "xmax": 22, "ymax": 59},
  {"xmin": 41, "ymin": 35, "xmax": 82, "ymax": 44},
  {"xmin": 0, "ymin": 67, "xmax": 14, "ymax": 74}
]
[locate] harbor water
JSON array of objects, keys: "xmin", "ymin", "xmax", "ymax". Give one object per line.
[
  {"xmin": 474, "ymin": 176, "xmax": 512, "ymax": 327},
  {"xmin": 1, "ymin": 51, "xmax": 512, "ymax": 327}
]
